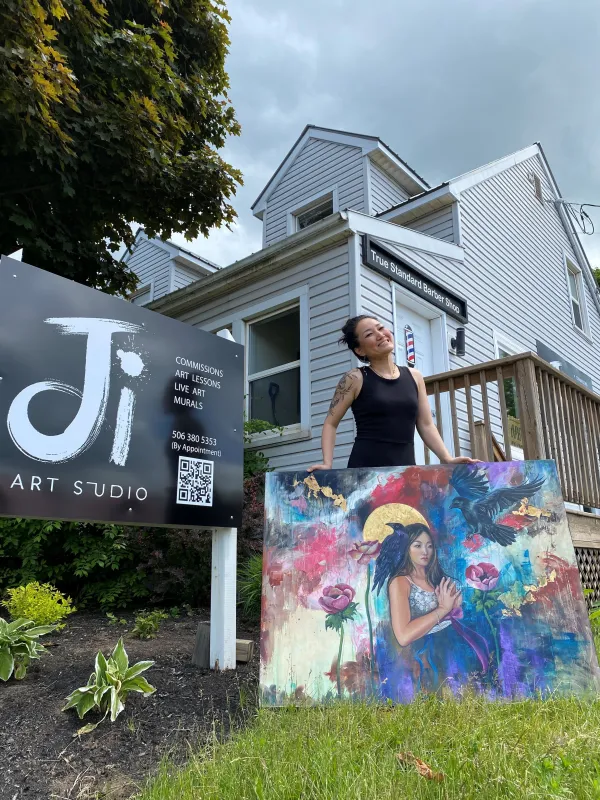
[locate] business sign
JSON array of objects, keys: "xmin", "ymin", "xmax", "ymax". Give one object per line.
[
  {"xmin": 0, "ymin": 257, "xmax": 244, "ymax": 528},
  {"xmin": 536, "ymin": 340, "xmax": 593, "ymax": 392},
  {"xmin": 362, "ymin": 236, "xmax": 468, "ymax": 323}
]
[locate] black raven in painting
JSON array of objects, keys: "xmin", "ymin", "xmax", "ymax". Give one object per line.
[
  {"xmin": 372, "ymin": 523, "xmax": 408, "ymax": 595},
  {"xmin": 449, "ymin": 465, "xmax": 545, "ymax": 546}
]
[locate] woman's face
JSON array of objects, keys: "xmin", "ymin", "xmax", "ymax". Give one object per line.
[
  {"xmin": 354, "ymin": 318, "xmax": 395, "ymax": 361},
  {"xmin": 409, "ymin": 532, "xmax": 434, "ymax": 568}
]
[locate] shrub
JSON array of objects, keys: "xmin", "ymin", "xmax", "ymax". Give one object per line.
[
  {"xmin": 2, "ymin": 582, "xmax": 75, "ymax": 628},
  {"xmin": 237, "ymin": 554, "xmax": 263, "ymax": 618},
  {"xmin": 0, "ymin": 434, "xmax": 269, "ymax": 612},
  {"xmin": 131, "ymin": 609, "xmax": 168, "ymax": 640},
  {"xmin": 244, "ymin": 419, "xmax": 282, "ymax": 480},
  {"xmin": 0, "ymin": 518, "xmax": 149, "ymax": 610},
  {"xmin": 63, "ymin": 638, "xmax": 155, "ymax": 734},
  {"xmin": 0, "ymin": 617, "xmax": 56, "ymax": 681}
]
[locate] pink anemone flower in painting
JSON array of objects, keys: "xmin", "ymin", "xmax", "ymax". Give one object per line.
[
  {"xmin": 348, "ymin": 540, "xmax": 381, "ymax": 566},
  {"xmin": 465, "ymin": 562, "xmax": 500, "ymax": 592},
  {"xmin": 318, "ymin": 584, "xmax": 355, "ymax": 614}
]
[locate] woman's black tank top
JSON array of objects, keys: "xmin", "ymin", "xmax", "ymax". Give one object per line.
[{"xmin": 351, "ymin": 365, "xmax": 419, "ymax": 444}]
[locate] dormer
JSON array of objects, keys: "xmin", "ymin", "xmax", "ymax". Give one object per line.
[
  {"xmin": 122, "ymin": 229, "xmax": 220, "ymax": 305},
  {"xmin": 252, "ymin": 126, "xmax": 429, "ymax": 247}
]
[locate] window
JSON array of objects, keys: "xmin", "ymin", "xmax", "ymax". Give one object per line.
[
  {"xmin": 247, "ymin": 306, "xmax": 301, "ymax": 428},
  {"xmin": 567, "ymin": 262, "xmax": 584, "ymax": 331},
  {"xmin": 294, "ymin": 193, "xmax": 334, "ymax": 232},
  {"xmin": 130, "ymin": 283, "xmax": 153, "ymax": 306}
]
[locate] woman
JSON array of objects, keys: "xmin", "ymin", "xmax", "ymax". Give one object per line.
[
  {"xmin": 308, "ymin": 315, "xmax": 477, "ymax": 471},
  {"xmin": 373, "ymin": 522, "xmax": 489, "ymax": 697}
]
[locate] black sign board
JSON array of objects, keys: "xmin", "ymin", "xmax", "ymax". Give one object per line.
[
  {"xmin": 536, "ymin": 340, "xmax": 593, "ymax": 392},
  {"xmin": 0, "ymin": 257, "xmax": 244, "ymax": 528},
  {"xmin": 362, "ymin": 236, "xmax": 468, "ymax": 323}
]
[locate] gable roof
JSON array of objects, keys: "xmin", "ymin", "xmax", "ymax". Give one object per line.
[
  {"xmin": 122, "ymin": 228, "xmax": 220, "ymax": 275},
  {"xmin": 378, "ymin": 143, "xmax": 600, "ymax": 316},
  {"xmin": 251, "ymin": 125, "xmax": 429, "ymax": 218}
]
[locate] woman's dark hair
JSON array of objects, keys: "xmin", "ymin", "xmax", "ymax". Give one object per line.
[
  {"xmin": 338, "ymin": 315, "xmax": 373, "ymax": 363},
  {"xmin": 391, "ymin": 523, "xmax": 448, "ymax": 588}
]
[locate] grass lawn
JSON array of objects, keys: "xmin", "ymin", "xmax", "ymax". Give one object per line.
[{"xmin": 140, "ymin": 694, "xmax": 600, "ymax": 799}]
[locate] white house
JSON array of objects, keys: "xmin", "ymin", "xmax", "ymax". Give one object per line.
[{"xmin": 126, "ymin": 125, "xmax": 600, "ymax": 473}]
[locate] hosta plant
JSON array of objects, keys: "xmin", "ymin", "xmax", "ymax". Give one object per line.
[
  {"xmin": 0, "ymin": 617, "xmax": 56, "ymax": 681},
  {"xmin": 63, "ymin": 638, "xmax": 155, "ymax": 734}
]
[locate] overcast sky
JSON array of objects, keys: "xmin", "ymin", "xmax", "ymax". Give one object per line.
[{"xmin": 170, "ymin": 0, "xmax": 600, "ymax": 268}]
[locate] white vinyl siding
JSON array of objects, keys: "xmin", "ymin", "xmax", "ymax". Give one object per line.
[
  {"xmin": 369, "ymin": 161, "xmax": 409, "ymax": 215},
  {"xmin": 173, "ymin": 264, "xmax": 202, "ymax": 292},
  {"xmin": 126, "ymin": 238, "xmax": 171, "ymax": 301},
  {"xmin": 404, "ymin": 206, "xmax": 455, "ymax": 243},
  {"xmin": 177, "ymin": 244, "xmax": 354, "ymax": 470},
  {"xmin": 264, "ymin": 138, "xmax": 364, "ymax": 246},
  {"xmin": 409, "ymin": 156, "xmax": 600, "ymax": 456}
]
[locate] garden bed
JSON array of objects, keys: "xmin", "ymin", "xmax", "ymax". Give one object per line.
[{"xmin": 0, "ymin": 611, "xmax": 259, "ymax": 799}]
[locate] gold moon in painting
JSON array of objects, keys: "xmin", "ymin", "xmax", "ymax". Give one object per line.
[{"xmin": 363, "ymin": 503, "xmax": 429, "ymax": 542}]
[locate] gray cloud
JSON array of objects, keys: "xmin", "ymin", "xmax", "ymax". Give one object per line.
[{"xmin": 173, "ymin": 0, "xmax": 600, "ymax": 266}]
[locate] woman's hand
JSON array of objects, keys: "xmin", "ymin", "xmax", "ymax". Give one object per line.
[
  {"xmin": 435, "ymin": 577, "xmax": 459, "ymax": 615},
  {"xmin": 452, "ymin": 588, "xmax": 463, "ymax": 610},
  {"xmin": 443, "ymin": 456, "xmax": 482, "ymax": 465},
  {"xmin": 307, "ymin": 463, "xmax": 332, "ymax": 473}
]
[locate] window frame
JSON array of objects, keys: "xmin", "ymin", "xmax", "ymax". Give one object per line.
[
  {"xmin": 287, "ymin": 187, "xmax": 339, "ymax": 236},
  {"xmin": 129, "ymin": 281, "xmax": 154, "ymax": 306},
  {"xmin": 564, "ymin": 255, "xmax": 591, "ymax": 339},
  {"xmin": 202, "ymin": 288, "xmax": 311, "ymax": 446},
  {"xmin": 246, "ymin": 304, "xmax": 302, "ymax": 433}
]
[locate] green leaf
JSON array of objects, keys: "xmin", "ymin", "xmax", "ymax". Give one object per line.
[
  {"xmin": 325, "ymin": 613, "xmax": 343, "ymax": 633},
  {"xmin": 109, "ymin": 686, "xmax": 124, "ymax": 722},
  {"xmin": 62, "ymin": 688, "xmax": 90, "ymax": 712},
  {"xmin": 95, "ymin": 650, "xmax": 108, "ymax": 681},
  {"xmin": 76, "ymin": 720, "xmax": 103, "ymax": 736},
  {"xmin": 0, "ymin": 647, "xmax": 14, "ymax": 681},
  {"xmin": 22, "ymin": 625, "xmax": 56, "ymax": 638},
  {"xmin": 14, "ymin": 659, "xmax": 27, "ymax": 680},
  {"xmin": 75, "ymin": 691, "xmax": 99, "ymax": 720},
  {"xmin": 124, "ymin": 660, "xmax": 154, "ymax": 680},
  {"xmin": 121, "ymin": 676, "xmax": 156, "ymax": 695},
  {"xmin": 111, "ymin": 639, "xmax": 128, "ymax": 675}
]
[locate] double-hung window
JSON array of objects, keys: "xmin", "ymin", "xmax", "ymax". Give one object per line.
[
  {"xmin": 566, "ymin": 261, "xmax": 585, "ymax": 332},
  {"xmin": 247, "ymin": 306, "xmax": 301, "ymax": 429}
]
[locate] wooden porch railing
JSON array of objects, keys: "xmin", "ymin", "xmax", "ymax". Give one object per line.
[{"xmin": 424, "ymin": 352, "xmax": 600, "ymax": 509}]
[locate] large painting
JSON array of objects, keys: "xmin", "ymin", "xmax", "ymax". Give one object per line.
[{"xmin": 260, "ymin": 461, "xmax": 600, "ymax": 705}]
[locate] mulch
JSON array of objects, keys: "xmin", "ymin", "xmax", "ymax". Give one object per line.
[{"xmin": 0, "ymin": 611, "xmax": 260, "ymax": 800}]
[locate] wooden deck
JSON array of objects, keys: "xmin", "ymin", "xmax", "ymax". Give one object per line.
[{"xmin": 424, "ymin": 353, "xmax": 600, "ymax": 600}]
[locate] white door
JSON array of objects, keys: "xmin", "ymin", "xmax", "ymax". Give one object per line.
[{"xmin": 396, "ymin": 302, "xmax": 436, "ymax": 465}]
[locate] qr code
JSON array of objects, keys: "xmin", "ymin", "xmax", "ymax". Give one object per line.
[{"xmin": 176, "ymin": 457, "xmax": 214, "ymax": 507}]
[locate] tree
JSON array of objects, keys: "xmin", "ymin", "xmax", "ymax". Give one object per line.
[{"xmin": 0, "ymin": 0, "xmax": 241, "ymax": 294}]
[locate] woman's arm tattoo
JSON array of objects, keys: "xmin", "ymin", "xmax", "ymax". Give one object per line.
[{"xmin": 327, "ymin": 371, "xmax": 357, "ymax": 418}]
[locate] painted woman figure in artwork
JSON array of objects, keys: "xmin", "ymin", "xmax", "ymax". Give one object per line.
[{"xmin": 372, "ymin": 522, "xmax": 490, "ymax": 701}]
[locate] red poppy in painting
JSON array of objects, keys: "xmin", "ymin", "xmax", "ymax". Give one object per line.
[
  {"xmin": 465, "ymin": 562, "xmax": 500, "ymax": 591},
  {"xmin": 318, "ymin": 584, "xmax": 355, "ymax": 613}
]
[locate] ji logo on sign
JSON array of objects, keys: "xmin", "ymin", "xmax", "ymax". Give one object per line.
[{"xmin": 6, "ymin": 318, "xmax": 145, "ymax": 466}]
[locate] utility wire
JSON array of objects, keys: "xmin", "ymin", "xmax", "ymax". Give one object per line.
[{"xmin": 561, "ymin": 201, "xmax": 600, "ymax": 235}]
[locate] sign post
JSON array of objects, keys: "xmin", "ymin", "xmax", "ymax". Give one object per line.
[{"xmin": 0, "ymin": 256, "xmax": 244, "ymax": 670}]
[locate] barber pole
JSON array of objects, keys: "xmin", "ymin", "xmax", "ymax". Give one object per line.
[{"xmin": 404, "ymin": 325, "xmax": 416, "ymax": 366}]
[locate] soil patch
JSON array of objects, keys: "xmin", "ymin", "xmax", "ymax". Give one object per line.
[{"xmin": 0, "ymin": 611, "xmax": 259, "ymax": 799}]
